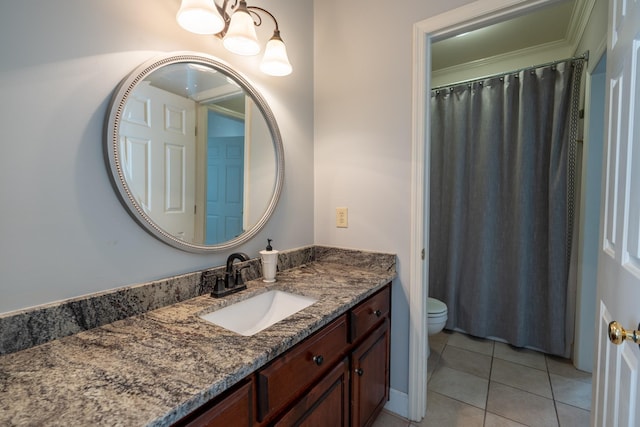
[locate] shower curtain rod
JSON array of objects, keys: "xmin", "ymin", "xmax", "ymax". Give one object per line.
[{"xmin": 431, "ymin": 51, "xmax": 589, "ymax": 92}]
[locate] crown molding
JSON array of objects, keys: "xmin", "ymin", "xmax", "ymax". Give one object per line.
[
  {"xmin": 431, "ymin": 0, "xmax": 597, "ymax": 82},
  {"xmin": 566, "ymin": 0, "xmax": 596, "ymax": 47},
  {"xmin": 431, "ymin": 38, "xmax": 574, "ymax": 84}
]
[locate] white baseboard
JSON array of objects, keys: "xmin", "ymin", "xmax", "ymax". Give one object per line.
[{"xmin": 384, "ymin": 388, "xmax": 409, "ymax": 419}]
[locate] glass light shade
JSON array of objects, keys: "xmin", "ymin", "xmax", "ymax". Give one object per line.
[
  {"xmin": 260, "ymin": 36, "xmax": 292, "ymax": 76},
  {"xmin": 176, "ymin": 0, "xmax": 225, "ymax": 35},
  {"xmin": 223, "ymin": 9, "xmax": 260, "ymax": 56}
]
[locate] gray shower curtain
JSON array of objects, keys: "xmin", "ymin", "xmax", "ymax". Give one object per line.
[{"xmin": 429, "ymin": 59, "xmax": 583, "ymax": 357}]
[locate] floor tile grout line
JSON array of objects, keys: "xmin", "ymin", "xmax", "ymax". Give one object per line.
[
  {"xmin": 429, "ymin": 388, "xmax": 487, "ymax": 410},
  {"xmin": 493, "ymin": 354, "xmax": 548, "ymax": 372},
  {"xmin": 482, "ymin": 341, "xmax": 541, "ymax": 427},
  {"xmin": 423, "ymin": 332, "xmax": 592, "ymax": 426},
  {"xmin": 430, "ymin": 340, "xmax": 487, "ymax": 411},
  {"xmin": 545, "ymin": 354, "xmax": 563, "ymax": 426},
  {"xmin": 482, "ymin": 340, "xmax": 495, "ymax": 426},
  {"xmin": 488, "ymin": 376, "xmax": 555, "ymax": 400}
]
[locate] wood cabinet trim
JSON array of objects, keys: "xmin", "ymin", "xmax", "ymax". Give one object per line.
[
  {"xmin": 273, "ymin": 358, "xmax": 350, "ymax": 427},
  {"xmin": 256, "ymin": 314, "xmax": 349, "ymax": 422},
  {"xmin": 173, "ymin": 377, "xmax": 254, "ymax": 427},
  {"xmin": 349, "ymin": 285, "xmax": 391, "ymax": 343},
  {"xmin": 350, "ymin": 319, "xmax": 390, "ymax": 427}
]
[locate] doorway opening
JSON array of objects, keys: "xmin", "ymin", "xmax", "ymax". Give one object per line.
[{"xmin": 408, "ymin": 0, "xmax": 601, "ymax": 420}]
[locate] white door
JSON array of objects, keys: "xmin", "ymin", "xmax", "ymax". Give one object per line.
[
  {"xmin": 592, "ymin": 0, "xmax": 640, "ymax": 425},
  {"xmin": 120, "ymin": 82, "xmax": 196, "ymax": 242}
]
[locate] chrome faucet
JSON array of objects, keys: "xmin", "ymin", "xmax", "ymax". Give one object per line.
[{"xmin": 211, "ymin": 252, "xmax": 250, "ymax": 298}]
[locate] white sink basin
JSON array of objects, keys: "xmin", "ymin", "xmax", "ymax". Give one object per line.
[{"xmin": 200, "ymin": 290, "xmax": 317, "ymax": 336}]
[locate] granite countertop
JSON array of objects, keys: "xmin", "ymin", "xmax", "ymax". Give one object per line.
[{"xmin": 0, "ymin": 259, "xmax": 395, "ymax": 426}]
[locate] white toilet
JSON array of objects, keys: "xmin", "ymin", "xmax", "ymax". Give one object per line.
[
  {"xmin": 427, "ymin": 297, "xmax": 448, "ymax": 335},
  {"xmin": 427, "ymin": 297, "xmax": 448, "ymax": 356}
]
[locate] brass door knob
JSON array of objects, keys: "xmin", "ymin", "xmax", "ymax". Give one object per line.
[{"xmin": 608, "ymin": 321, "xmax": 640, "ymax": 348}]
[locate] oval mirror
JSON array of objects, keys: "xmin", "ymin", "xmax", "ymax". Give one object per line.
[{"xmin": 105, "ymin": 52, "xmax": 284, "ymax": 252}]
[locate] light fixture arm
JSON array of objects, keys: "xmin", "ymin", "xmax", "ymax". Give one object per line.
[
  {"xmin": 246, "ymin": 6, "xmax": 280, "ymax": 33},
  {"xmin": 211, "ymin": 1, "xmax": 279, "ymax": 37},
  {"xmin": 211, "ymin": 0, "xmax": 232, "ymax": 37},
  {"xmin": 214, "ymin": 2, "xmax": 284, "ymax": 41},
  {"xmin": 214, "ymin": 0, "xmax": 232, "ymax": 16}
]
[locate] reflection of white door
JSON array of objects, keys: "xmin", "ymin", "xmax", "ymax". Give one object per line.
[
  {"xmin": 120, "ymin": 82, "xmax": 196, "ymax": 241},
  {"xmin": 592, "ymin": 0, "xmax": 640, "ymax": 425}
]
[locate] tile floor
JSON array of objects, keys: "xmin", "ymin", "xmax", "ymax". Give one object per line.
[{"xmin": 373, "ymin": 331, "xmax": 592, "ymax": 427}]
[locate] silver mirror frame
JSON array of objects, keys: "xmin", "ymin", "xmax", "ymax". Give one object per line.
[{"xmin": 105, "ymin": 52, "xmax": 284, "ymax": 252}]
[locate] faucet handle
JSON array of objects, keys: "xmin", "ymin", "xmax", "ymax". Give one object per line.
[
  {"xmin": 235, "ymin": 265, "xmax": 250, "ymax": 287},
  {"xmin": 210, "ymin": 275, "xmax": 226, "ymax": 297}
]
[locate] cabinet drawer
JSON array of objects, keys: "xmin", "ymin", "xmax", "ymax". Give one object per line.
[
  {"xmin": 349, "ymin": 285, "xmax": 390, "ymax": 342},
  {"xmin": 173, "ymin": 378, "xmax": 253, "ymax": 427},
  {"xmin": 256, "ymin": 315, "xmax": 348, "ymax": 422}
]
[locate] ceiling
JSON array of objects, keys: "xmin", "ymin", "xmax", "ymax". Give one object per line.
[
  {"xmin": 146, "ymin": 62, "xmax": 246, "ymax": 112},
  {"xmin": 432, "ymin": 0, "xmax": 585, "ymax": 71}
]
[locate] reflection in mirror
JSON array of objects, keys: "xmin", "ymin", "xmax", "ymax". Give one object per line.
[{"xmin": 106, "ymin": 53, "xmax": 284, "ymax": 252}]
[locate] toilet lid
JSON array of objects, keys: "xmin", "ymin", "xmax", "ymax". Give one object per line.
[{"xmin": 427, "ymin": 297, "xmax": 447, "ymax": 315}]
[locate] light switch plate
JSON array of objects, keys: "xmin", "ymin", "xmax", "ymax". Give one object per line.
[{"xmin": 336, "ymin": 207, "xmax": 348, "ymax": 228}]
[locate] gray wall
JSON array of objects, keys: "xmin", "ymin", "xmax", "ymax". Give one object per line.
[
  {"xmin": 0, "ymin": 0, "xmax": 314, "ymax": 313},
  {"xmin": 313, "ymin": 0, "xmax": 474, "ymax": 396}
]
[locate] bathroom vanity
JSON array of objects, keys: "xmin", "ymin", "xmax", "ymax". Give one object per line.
[
  {"xmin": 177, "ymin": 284, "xmax": 390, "ymax": 427},
  {"xmin": 0, "ymin": 247, "xmax": 395, "ymax": 426}
]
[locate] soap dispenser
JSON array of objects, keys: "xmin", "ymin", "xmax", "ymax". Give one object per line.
[{"xmin": 260, "ymin": 239, "xmax": 279, "ymax": 283}]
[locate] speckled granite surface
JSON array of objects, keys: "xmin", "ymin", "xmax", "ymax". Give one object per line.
[{"xmin": 0, "ymin": 247, "xmax": 395, "ymax": 426}]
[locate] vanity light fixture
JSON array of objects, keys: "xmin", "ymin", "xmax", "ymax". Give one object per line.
[{"xmin": 176, "ymin": 0, "xmax": 293, "ymax": 76}]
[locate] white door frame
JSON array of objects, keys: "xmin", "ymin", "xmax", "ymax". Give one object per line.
[
  {"xmin": 574, "ymin": 41, "xmax": 607, "ymax": 373},
  {"xmin": 408, "ymin": 0, "xmax": 559, "ymax": 420}
]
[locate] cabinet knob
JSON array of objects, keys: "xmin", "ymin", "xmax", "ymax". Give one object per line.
[
  {"xmin": 374, "ymin": 309, "xmax": 382, "ymax": 317},
  {"xmin": 355, "ymin": 368, "xmax": 364, "ymax": 376},
  {"xmin": 312, "ymin": 355, "xmax": 324, "ymax": 366}
]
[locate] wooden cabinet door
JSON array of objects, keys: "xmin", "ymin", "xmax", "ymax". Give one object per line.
[
  {"xmin": 274, "ymin": 358, "xmax": 349, "ymax": 427},
  {"xmin": 174, "ymin": 378, "xmax": 253, "ymax": 427},
  {"xmin": 351, "ymin": 319, "xmax": 390, "ymax": 427}
]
